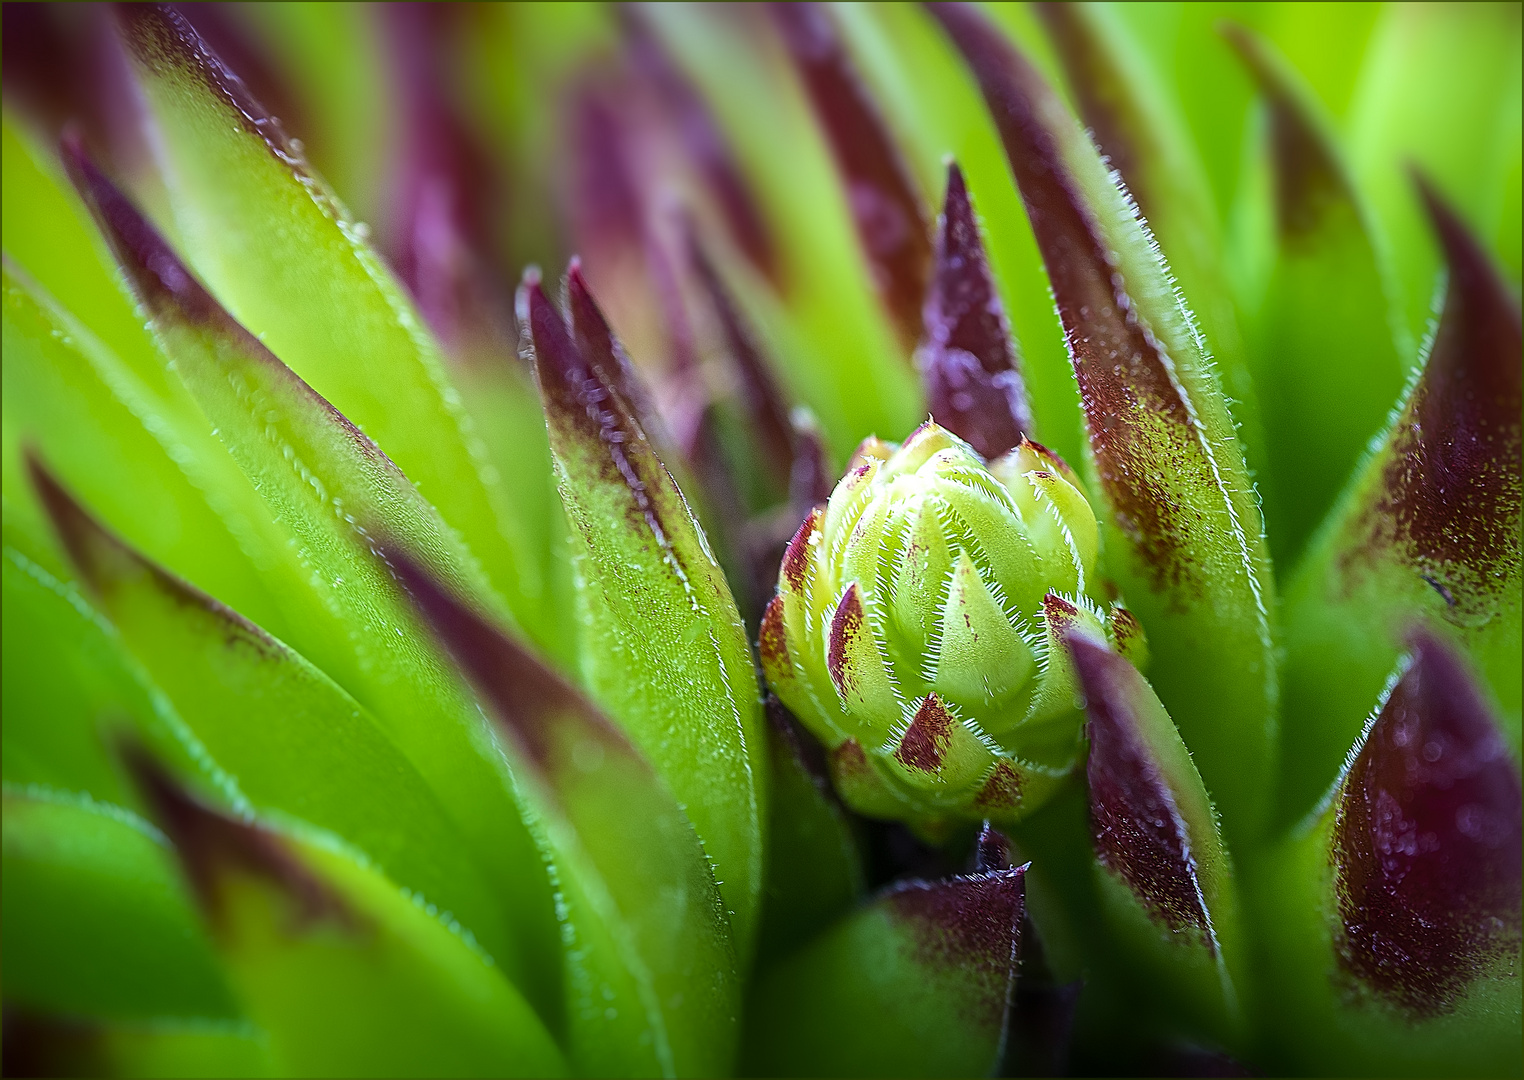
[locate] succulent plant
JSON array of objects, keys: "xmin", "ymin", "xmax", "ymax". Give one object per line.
[{"xmin": 2, "ymin": 3, "xmax": 1519, "ymax": 1078}]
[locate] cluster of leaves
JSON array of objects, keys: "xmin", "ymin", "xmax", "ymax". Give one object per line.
[{"xmin": 2, "ymin": 4, "xmax": 1519, "ymax": 1078}]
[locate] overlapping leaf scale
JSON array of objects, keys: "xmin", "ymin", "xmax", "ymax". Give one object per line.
[
  {"xmin": 1226, "ymin": 25, "xmax": 1407, "ymax": 567},
  {"xmin": 525, "ymin": 271, "xmax": 766, "ymax": 963},
  {"xmin": 1280, "ymin": 184, "xmax": 1522, "ymax": 823},
  {"xmin": 391, "ymin": 550, "xmax": 740, "ymax": 1078},
  {"xmin": 2, "ymin": 787, "xmax": 236, "ymax": 1024},
  {"xmin": 30, "ymin": 464, "xmax": 521, "ymax": 986},
  {"xmin": 743, "ymin": 862, "xmax": 1026, "ymax": 1078},
  {"xmin": 929, "ymin": 2, "xmax": 1279, "ymax": 842},
  {"xmin": 67, "ymin": 152, "xmax": 560, "ymax": 1005},
  {"xmin": 125, "ymin": 755, "xmax": 568, "ymax": 1079},
  {"xmin": 114, "ymin": 5, "xmax": 559, "ymax": 656}
]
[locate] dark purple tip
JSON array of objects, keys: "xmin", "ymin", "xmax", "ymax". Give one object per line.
[
  {"xmin": 383, "ymin": 542, "xmax": 628, "ymax": 775},
  {"xmin": 788, "ymin": 411, "xmax": 833, "ymax": 514},
  {"xmin": 770, "ymin": 1, "xmax": 931, "ymax": 349},
  {"xmin": 622, "ymin": 6, "xmax": 778, "ymax": 283},
  {"xmin": 1222, "ymin": 23, "xmax": 1348, "ymax": 244},
  {"xmin": 1352, "ymin": 179, "xmax": 1523, "ymax": 621},
  {"xmin": 60, "ymin": 135, "xmax": 225, "ymax": 328},
  {"xmin": 27, "ymin": 453, "xmax": 280, "ymax": 654},
  {"xmin": 565, "ymin": 258, "xmax": 666, "ymax": 440},
  {"xmin": 884, "ymin": 864, "xmax": 1026, "ymax": 1034},
  {"xmin": 918, "ymin": 161, "xmax": 1031, "ymax": 459},
  {"xmin": 781, "ymin": 506, "xmax": 821, "ymax": 593},
  {"xmin": 973, "ymin": 820, "xmax": 1013, "ymax": 872},
  {"xmin": 1068, "ymin": 631, "xmax": 1212, "ymax": 942},
  {"xmin": 893, "ymin": 693, "xmax": 957, "ymax": 774},
  {"xmin": 927, "ymin": 2, "xmax": 1199, "ymax": 593},
  {"xmin": 119, "ymin": 740, "xmax": 351, "ymax": 932},
  {"xmin": 1333, "ymin": 631, "xmax": 1522, "ymax": 1016}
]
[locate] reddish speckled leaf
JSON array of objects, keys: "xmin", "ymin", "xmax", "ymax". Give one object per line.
[
  {"xmin": 1067, "ymin": 629, "xmax": 1244, "ymax": 1040},
  {"xmin": 387, "ymin": 548, "xmax": 740, "ymax": 1077},
  {"xmin": 121, "ymin": 748, "xmax": 568, "ymax": 1079},
  {"xmin": 930, "ymin": 2, "xmax": 1278, "ymax": 842},
  {"xmin": 918, "ymin": 162, "xmax": 1031, "ymax": 459},
  {"xmin": 1280, "ymin": 181, "xmax": 1523, "ymax": 824},
  {"xmin": 771, "ymin": 1, "xmax": 932, "ymax": 352},
  {"xmin": 522, "ymin": 271, "xmax": 766, "ymax": 962},
  {"xmin": 743, "ymin": 865, "xmax": 1025, "ymax": 1077}
]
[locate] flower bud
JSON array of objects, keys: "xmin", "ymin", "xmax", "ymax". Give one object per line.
[{"xmin": 761, "ymin": 421, "xmax": 1140, "ymax": 831}]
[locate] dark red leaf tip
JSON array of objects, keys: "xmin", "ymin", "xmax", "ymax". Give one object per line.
[
  {"xmin": 782, "ymin": 507, "xmax": 822, "ymax": 593},
  {"xmin": 60, "ymin": 135, "xmax": 224, "ymax": 328},
  {"xmin": 928, "ymin": 2, "xmax": 1203, "ymax": 595},
  {"xmin": 827, "ymin": 581, "xmax": 871, "ymax": 700},
  {"xmin": 115, "ymin": 4, "xmax": 307, "ymax": 171},
  {"xmin": 974, "ymin": 820, "xmax": 1013, "ymax": 871},
  {"xmin": 1067, "ymin": 631, "xmax": 1212, "ymax": 943},
  {"xmin": 758, "ymin": 593, "xmax": 792, "ymax": 673},
  {"xmin": 771, "ymin": 1, "xmax": 931, "ymax": 348},
  {"xmin": 918, "ymin": 161, "xmax": 1031, "ymax": 459},
  {"xmin": 1333, "ymin": 631, "xmax": 1522, "ymax": 1016},
  {"xmin": 383, "ymin": 541, "xmax": 632, "ymax": 777},
  {"xmin": 28, "ymin": 453, "xmax": 281, "ymax": 656},
  {"xmin": 1221, "ymin": 22, "xmax": 1348, "ymax": 243},
  {"xmin": 1351, "ymin": 182, "xmax": 1523, "ymax": 620},
  {"xmin": 894, "ymin": 693, "xmax": 956, "ymax": 774},
  {"xmin": 884, "ymin": 865, "xmax": 1026, "ymax": 1033},
  {"xmin": 974, "ymin": 760, "xmax": 1025, "ymax": 812},
  {"xmin": 119, "ymin": 740, "xmax": 352, "ymax": 932}
]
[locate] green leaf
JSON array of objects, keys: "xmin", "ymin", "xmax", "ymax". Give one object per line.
[
  {"xmin": 115, "ymin": 5, "xmax": 558, "ymax": 653},
  {"xmin": 31, "ymin": 464, "xmax": 531, "ymax": 995},
  {"xmin": 742, "ymin": 865, "xmax": 1025, "ymax": 1078},
  {"xmin": 1226, "ymin": 24, "xmax": 1408, "ymax": 567},
  {"xmin": 930, "ymin": 3, "xmax": 1279, "ymax": 843},
  {"xmin": 525, "ymin": 269, "xmax": 767, "ymax": 963},
  {"xmin": 755, "ymin": 697, "xmax": 865, "ymax": 958},
  {"xmin": 66, "ymin": 149, "xmax": 562, "ymax": 1007},
  {"xmin": 1279, "ymin": 182, "xmax": 1522, "ymax": 823},
  {"xmin": 2, "ymin": 786, "xmax": 236, "ymax": 1021},
  {"xmin": 125, "ymin": 756, "xmax": 569, "ymax": 1079},
  {"xmin": 391, "ymin": 549, "xmax": 741, "ymax": 1077}
]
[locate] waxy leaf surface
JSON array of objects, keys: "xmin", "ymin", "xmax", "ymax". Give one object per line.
[{"xmin": 930, "ymin": 2, "xmax": 1278, "ymax": 841}]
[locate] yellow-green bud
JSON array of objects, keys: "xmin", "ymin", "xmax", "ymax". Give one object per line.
[{"xmin": 760, "ymin": 422, "xmax": 1143, "ymax": 832}]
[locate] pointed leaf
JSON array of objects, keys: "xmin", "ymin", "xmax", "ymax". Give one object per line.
[
  {"xmin": 1250, "ymin": 636, "xmax": 1522, "ymax": 1076},
  {"xmin": 1281, "ymin": 183, "xmax": 1523, "ymax": 822},
  {"xmin": 1067, "ymin": 629, "xmax": 1244, "ymax": 1042},
  {"xmin": 66, "ymin": 150, "xmax": 561, "ymax": 999},
  {"xmin": 32, "ymin": 463, "xmax": 526, "ymax": 986},
  {"xmin": 771, "ymin": 1, "xmax": 932, "ymax": 352},
  {"xmin": 2, "ymin": 786, "xmax": 236, "ymax": 1022},
  {"xmin": 388, "ymin": 548, "xmax": 740, "ymax": 1077},
  {"xmin": 930, "ymin": 2, "xmax": 1278, "ymax": 842},
  {"xmin": 524, "ymin": 271, "xmax": 766, "ymax": 961},
  {"xmin": 917, "ymin": 161, "xmax": 1032, "ymax": 459},
  {"xmin": 1225, "ymin": 24, "xmax": 1407, "ymax": 565},
  {"xmin": 743, "ymin": 865, "xmax": 1025, "ymax": 1078},
  {"xmin": 124, "ymin": 752, "xmax": 568, "ymax": 1079},
  {"xmin": 114, "ymin": 5, "xmax": 553, "ymax": 647}
]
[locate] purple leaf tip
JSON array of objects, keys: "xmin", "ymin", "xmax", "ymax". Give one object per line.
[
  {"xmin": 1333, "ymin": 631, "xmax": 1522, "ymax": 1016},
  {"xmin": 1067, "ymin": 631, "xmax": 1213, "ymax": 943},
  {"xmin": 918, "ymin": 161, "xmax": 1031, "ymax": 459}
]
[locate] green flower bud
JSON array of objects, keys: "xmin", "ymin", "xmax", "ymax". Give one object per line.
[{"xmin": 761, "ymin": 422, "xmax": 1143, "ymax": 833}]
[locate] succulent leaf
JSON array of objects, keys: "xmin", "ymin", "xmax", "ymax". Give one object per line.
[
  {"xmin": 1225, "ymin": 24, "xmax": 1408, "ymax": 567},
  {"xmin": 123, "ymin": 751, "xmax": 569, "ymax": 1079},
  {"xmin": 30, "ymin": 463, "xmax": 528, "ymax": 997},
  {"xmin": 930, "ymin": 1, "xmax": 1279, "ymax": 842},
  {"xmin": 114, "ymin": 5, "xmax": 557, "ymax": 652},
  {"xmin": 2, "ymin": 787, "xmax": 236, "ymax": 1022},
  {"xmin": 523, "ymin": 270, "xmax": 766, "ymax": 963},
  {"xmin": 388, "ymin": 548, "xmax": 741, "ymax": 1077},
  {"xmin": 1281, "ymin": 182, "xmax": 1523, "ymax": 823},
  {"xmin": 1250, "ymin": 634, "xmax": 1522, "ymax": 1076},
  {"xmin": 743, "ymin": 864, "xmax": 1026, "ymax": 1078}
]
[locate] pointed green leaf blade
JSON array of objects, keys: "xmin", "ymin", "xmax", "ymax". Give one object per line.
[
  {"xmin": 115, "ymin": 5, "xmax": 555, "ymax": 651},
  {"xmin": 929, "ymin": 2, "xmax": 1279, "ymax": 842},
  {"xmin": 525, "ymin": 268, "xmax": 767, "ymax": 961},
  {"xmin": 124, "ymin": 754, "xmax": 569, "ymax": 1079}
]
